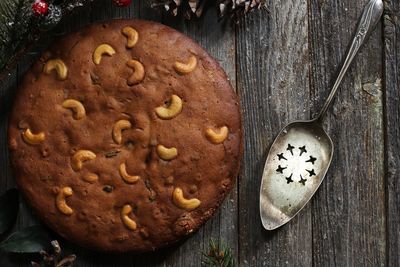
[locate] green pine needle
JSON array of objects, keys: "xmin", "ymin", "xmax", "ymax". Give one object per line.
[
  {"xmin": 0, "ymin": 0, "xmax": 90, "ymax": 77},
  {"xmin": 202, "ymin": 239, "xmax": 235, "ymax": 267},
  {"xmin": 0, "ymin": 0, "xmax": 34, "ymax": 70}
]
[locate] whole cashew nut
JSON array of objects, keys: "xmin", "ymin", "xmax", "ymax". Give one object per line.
[
  {"xmin": 155, "ymin": 95, "xmax": 183, "ymax": 120},
  {"xmin": 173, "ymin": 56, "xmax": 197, "ymax": 74},
  {"xmin": 56, "ymin": 187, "xmax": 74, "ymax": 215},
  {"xmin": 112, "ymin": 120, "xmax": 132, "ymax": 144},
  {"xmin": 62, "ymin": 99, "xmax": 86, "ymax": 120},
  {"xmin": 127, "ymin": 60, "xmax": 145, "ymax": 85},
  {"xmin": 119, "ymin": 163, "xmax": 140, "ymax": 184},
  {"xmin": 22, "ymin": 128, "xmax": 45, "ymax": 145},
  {"xmin": 122, "ymin": 26, "xmax": 139, "ymax": 48},
  {"xmin": 156, "ymin": 144, "xmax": 178, "ymax": 160},
  {"xmin": 83, "ymin": 173, "xmax": 99, "ymax": 183},
  {"xmin": 172, "ymin": 187, "xmax": 201, "ymax": 211},
  {"xmin": 93, "ymin": 44, "xmax": 116, "ymax": 65},
  {"xmin": 71, "ymin": 150, "xmax": 96, "ymax": 171},
  {"xmin": 205, "ymin": 126, "xmax": 229, "ymax": 144},
  {"xmin": 43, "ymin": 59, "xmax": 68, "ymax": 80},
  {"xmin": 121, "ymin": 204, "xmax": 137, "ymax": 230}
]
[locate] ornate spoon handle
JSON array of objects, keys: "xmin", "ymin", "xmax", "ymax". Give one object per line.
[{"xmin": 316, "ymin": 0, "xmax": 384, "ymax": 122}]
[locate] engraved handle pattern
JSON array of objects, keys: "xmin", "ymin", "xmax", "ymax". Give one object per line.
[{"xmin": 316, "ymin": 0, "xmax": 384, "ymax": 122}]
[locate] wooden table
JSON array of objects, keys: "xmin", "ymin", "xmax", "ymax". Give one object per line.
[{"xmin": 0, "ymin": 0, "xmax": 399, "ymax": 266}]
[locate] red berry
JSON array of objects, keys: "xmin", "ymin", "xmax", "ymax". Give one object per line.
[
  {"xmin": 112, "ymin": 0, "xmax": 132, "ymax": 7},
  {"xmin": 32, "ymin": 0, "xmax": 49, "ymax": 16}
]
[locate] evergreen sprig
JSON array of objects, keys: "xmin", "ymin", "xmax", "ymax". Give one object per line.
[
  {"xmin": 202, "ymin": 239, "xmax": 235, "ymax": 267},
  {"xmin": 0, "ymin": 0, "xmax": 34, "ymax": 72},
  {"xmin": 0, "ymin": 0, "xmax": 90, "ymax": 79}
]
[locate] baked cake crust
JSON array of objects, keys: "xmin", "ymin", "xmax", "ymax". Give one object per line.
[{"xmin": 8, "ymin": 19, "xmax": 242, "ymax": 253}]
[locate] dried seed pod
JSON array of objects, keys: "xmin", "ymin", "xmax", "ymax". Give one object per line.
[{"xmin": 149, "ymin": 0, "xmax": 267, "ymax": 21}]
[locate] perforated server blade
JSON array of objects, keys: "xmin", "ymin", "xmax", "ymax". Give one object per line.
[{"xmin": 259, "ymin": 0, "xmax": 383, "ymax": 230}]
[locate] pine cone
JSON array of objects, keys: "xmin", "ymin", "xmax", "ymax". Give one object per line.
[{"xmin": 149, "ymin": 0, "xmax": 266, "ymax": 20}]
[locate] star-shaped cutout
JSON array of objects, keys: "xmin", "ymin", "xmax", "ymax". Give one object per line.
[
  {"xmin": 299, "ymin": 145, "xmax": 307, "ymax": 156},
  {"xmin": 287, "ymin": 144, "xmax": 295, "ymax": 155},
  {"xmin": 277, "ymin": 153, "xmax": 287, "ymax": 161},
  {"xmin": 306, "ymin": 169, "xmax": 316, "ymax": 177},
  {"xmin": 285, "ymin": 173, "xmax": 293, "ymax": 184},
  {"xmin": 276, "ymin": 165, "xmax": 287, "ymax": 174},
  {"xmin": 306, "ymin": 155, "xmax": 317, "ymax": 165},
  {"xmin": 299, "ymin": 175, "xmax": 307, "ymax": 186}
]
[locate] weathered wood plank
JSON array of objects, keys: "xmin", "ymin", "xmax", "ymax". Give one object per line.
[
  {"xmin": 309, "ymin": 1, "xmax": 386, "ymax": 266},
  {"xmin": 236, "ymin": 0, "xmax": 313, "ymax": 266},
  {"xmin": 0, "ymin": 0, "xmax": 395, "ymax": 266},
  {"xmin": 383, "ymin": 0, "xmax": 400, "ymax": 266},
  {"xmin": 0, "ymin": 31, "xmax": 57, "ymax": 267},
  {"xmin": 0, "ymin": 68, "xmax": 18, "ymax": 267},
  {"xmin": 153, "ymin": 8, "xmax": 238, "ymax": 267},
  {"xmin": 0, "ymin": 71, "xmax": 17, "ymax": 193}
]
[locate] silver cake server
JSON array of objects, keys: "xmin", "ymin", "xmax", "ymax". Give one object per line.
[{"xmin": 259, "ymin": 0, "xmax": 384, "ymax": 230}]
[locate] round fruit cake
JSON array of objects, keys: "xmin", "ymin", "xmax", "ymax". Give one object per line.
[{"xmin": 8, "ymin": 19, "xmax": 242, "ymax": 253}]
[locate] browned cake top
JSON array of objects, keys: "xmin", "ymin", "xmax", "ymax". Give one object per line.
[{"xmin": 8, "ymin": 19, "xmax": 242, "ymax": 253}]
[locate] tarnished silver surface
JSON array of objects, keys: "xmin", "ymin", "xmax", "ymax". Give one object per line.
[
  {"xmin": 260, "ymin": 0, "xmax": 384, "ymax": 230},
  {"xmin": 260, "ymin": 121, "xmax": 333, "ymax": 230}
]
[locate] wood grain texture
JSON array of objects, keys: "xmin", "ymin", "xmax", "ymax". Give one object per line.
[
  {"xmin": 309, "ymin": 0, "xmax": 386, "ymax": 266},
  {"xmin": 157, "ymin": 9, "xmax": 238, "ymax": 267},
  {"xmin": 0, "ymin": 0, "xmax": 398, "ymax": 266},
  {"xmin": 236, "ymin": 0, "xmax": 312, "ymax": 266},
  {"xmin": 383, "ymin": 0, "xmax": 400, "ymax": 266},
  {"xmin": 0, "ymin": 68, "xmax": 17, "ymax": 267}
]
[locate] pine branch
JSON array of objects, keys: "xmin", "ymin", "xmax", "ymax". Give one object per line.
[
  {"xmin": 0, "ymin": 0, "xmax": 91, "ymax": 80},
  {"xmin": 0, "ymin": 0, "xmax": 35, "ymax": 70},
  {"xmin": 202, "ymin": 239, "xmax": 235, "ymax": 267}
]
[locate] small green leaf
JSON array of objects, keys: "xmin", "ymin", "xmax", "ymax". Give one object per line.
[
  {"xmin": 0, "ymin": 225, "xmax": 51, "ymax": 253},
  {"xmin": 0, "ymin": 188, "xmax": 19, "ymax": 235}
]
